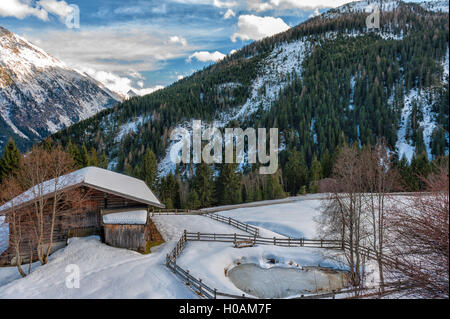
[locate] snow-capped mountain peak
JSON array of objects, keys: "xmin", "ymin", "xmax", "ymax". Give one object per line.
[{"xmin": 0, "ymin": 26, "xmax": 121, "ymax": 150}]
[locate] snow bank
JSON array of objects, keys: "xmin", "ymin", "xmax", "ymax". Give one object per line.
[
  {"xmin": 218, "ymin": 199, "xmax": 322, "ymax": 238},
  {"xmin": 152, "ymin": 215, "xmax": 249, "ymax": 241},
  {"xmin": 0, "ymin": 236, "xmax": 195, "ymax": 299},
  {"xmin": 103, "ymin": 210, "xmax": 148, "ymax": 225}
]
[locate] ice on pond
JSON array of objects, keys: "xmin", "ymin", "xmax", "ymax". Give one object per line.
[{"xmin": 227, "ymin": 263, "xmax": 349, "ymax": 298}]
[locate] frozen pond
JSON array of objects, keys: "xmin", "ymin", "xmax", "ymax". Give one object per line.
[{"xmin": 227, "ymin": 263, "xmax": 349, "ymax": 298}]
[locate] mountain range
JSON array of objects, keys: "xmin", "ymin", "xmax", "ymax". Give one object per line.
[
  {"xmin": 1, "ymin": 1, "xmax": 448, "ymax": 181},
  {"xmin": 0, "ymin": 26, "xmax": 121, "ymax": 151}
]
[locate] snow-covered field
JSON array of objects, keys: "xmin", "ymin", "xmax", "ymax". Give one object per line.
[
  {"xmin": 0, "ymin": 197, "xmax": 359, "ymax": 299},
  {"xmin": 218, "ymin": 197, "xmax": 323, "ymax": 238}
]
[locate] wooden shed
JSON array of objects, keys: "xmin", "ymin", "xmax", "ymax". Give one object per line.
[
  {"xmin": 102, "ymin": 208, "xmax": 164, "ymax": 253},
  {"xmin": 0, "ymin": 167, "xmax": 165, "ymax": 265}
]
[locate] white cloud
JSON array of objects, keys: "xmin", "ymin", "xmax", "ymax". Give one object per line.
[
  {"xmin": 231, "ymin": 14, "xmax": 290, "ymax": 42},
  {"xmin": 169, "ymin": 35, "xmax": 188, "ymax": 46},
  {"xmin": 213, "ymin": 0, "xmax": 238, "ymax": 8},
  {"xmin": 134, "ymin": 85, "xmax": 164, "ymax": 96},
  {"xmin": 188, "ymin": 51, "xmax": 226, "ymax": 62},
  {"xmin": 80, "ymin": 67, "xmax": 163, "ymax": 97},
  {"xmin": 309, "ymin": 8, "xmax": 321, "ymax": 18},
  {"xmin": 22, "ymin": 26, "xmax": 190, "ymax": 96},
  {"xmin": 24, "ymin": 26, "xmax": 189, "ymax": 74},
  {"xmin": 0, "ymin": 0, "xmax": 76, "ymax": 22},
  {"xmin": 37, "ymin": 0, "xmax": 73, "ymax": 20},
  {"xmin": 230, "ymin": 49, "xmax": 237, "ymax": 55},
  {"xmin": 177, "ymin": 75, "xmax": 184, "ymax": 80},
  {"xmin": 246, "ymin": 0, "xmax": 354, "ymax": 12},
  {"xmin": 223, "ymin": 8, "xmax": 235, "ymax": 19},
  {"xmin": 0, "ymin": 0, "xmax": 48, "ymax": 20}
]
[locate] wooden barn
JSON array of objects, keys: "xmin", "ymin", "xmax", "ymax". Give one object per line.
[{"xmin": 0, "ymin": 167, "xmax": 165, "ymax": 266}]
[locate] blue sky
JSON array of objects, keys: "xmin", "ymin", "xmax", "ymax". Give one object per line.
[{"xmin": 0, "ymin": 0, "xmax": 432, "ymax": 96}]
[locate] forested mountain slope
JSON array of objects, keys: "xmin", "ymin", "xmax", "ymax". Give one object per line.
[{"xmin": 51, "ymin": 1, "xmax": 448, "ymax": 191}]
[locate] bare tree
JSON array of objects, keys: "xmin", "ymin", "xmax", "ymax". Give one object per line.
[
  {"xmin": 318, "ymin": 144, "xmax": 369, "ymax": 288},
  {"xmin": 386, "ymin": 167, "xmax": 449, "ymax": 298},
  {"xmin": 361, "ymin": 140, "xmax": 398, "ymax": 290},
  {"xmin": 16, "ymin": 145, "xmax": 78, "ymax": 265}
]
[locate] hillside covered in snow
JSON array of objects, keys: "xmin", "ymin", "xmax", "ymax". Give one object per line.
[{"xmin": 0, "ymin": 26, "xmax": 121, "ymax": 151}]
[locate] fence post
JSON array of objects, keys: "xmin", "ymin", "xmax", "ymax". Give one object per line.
[
  {"xmin": 234, "ymin": 233, "xmax": 237, "ymax": 245},
  {"xmin": 288, "ymin": 237, "xmax": 291, "ymax": 247},
  {"xmin": 184, "ymin": 229, "xmax": 187, "ymax": 241},
  {"xmin": 197, "ymin": 232, "xmax": 200, "ymax": 240},
  {"xmin": 214, "ymin": 233, "xmax": 216, "ymax": 241},
  {"xmin": 186, "ymin": 270, "xmax": 190, "ymax": 286},
  {"xmin": 246, "ymin": 224, "xmax": 248, "ymax": 232},
  {"xmin": 332, "ymin": 290, "xmax": 335, "ymax": 299},
  {"xmin": 228, "ymin": 217, "xmax": 231, "ymax": 225},
  {"xmin": 273, "ymin": 237, "xmax": 276, "ymax": 245},
  {"xmin": 214, "ymin": 288, "xmax": 217, "ymax": 299},
  {"xmin": 320, "ymin": 239, "xmax": 323, "ymax": 248},
  {"xmin": 199, "ymin": 279, "xmax": 203, "ymax": 296}
]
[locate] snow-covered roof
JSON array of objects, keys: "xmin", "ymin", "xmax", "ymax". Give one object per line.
[
  {"xmin": 0, "ymin": 166, "xmax": 164, "ymax": 212},
  {"xmin": 103, "ymin": 210, "xmax": 148, "ymax": 225}
]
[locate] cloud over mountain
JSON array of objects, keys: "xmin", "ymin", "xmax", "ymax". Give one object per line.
[{"xmin": 231, "ymin": 14, "xmax": 290, "ymax": 42}]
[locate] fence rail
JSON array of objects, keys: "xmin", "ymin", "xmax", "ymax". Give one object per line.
[
  {"xmin": 150, "ymin": 209, "xmax": 203, "ymax": 216},
  {"xmin": 165, "ymin": 231, "xmax": 345, "ymax": 299},
  {"xmin": 204, "ymin": 214, "xmax": 260, "ymax": 236},
  {"xmin": 185, "ymin": 232, "xmax": 342, "ymax": 249},
  {"xmin": 150, "ymin": 209, "xmax": 260, "ymax": 236}
]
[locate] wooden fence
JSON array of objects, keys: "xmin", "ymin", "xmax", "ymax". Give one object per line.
[
  {"xmin": 185, "ymin": 232, "xmax": 342, "ymax": 249},
  {"xmin": 150, "ymin": 209, "xmax": 260, "ymax": 236},
  {"xmin": 166, "ymin": 230, "xmax": 344, "ymax": 299},
  {"xmin": 165, "ymin": 231, "xmax": 254, "ymax": 299},
  {"xmin": 203, "ymin": 214, "xmax": 260, "ymax": 236},
  {"xmin": 165, "ymin": 230, "xmax": 410, "ymax": 299},
  {"xmin": 150, "ymin": 209, "xmax": 203, "ymax": 216}
]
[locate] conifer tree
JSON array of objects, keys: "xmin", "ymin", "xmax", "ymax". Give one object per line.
[
  {"xmin": 284, "ymin": 148, "xmax": 308, "ymax": 195},
  {"xmin": 80, "ymin": 145, "xmax": 90, "ymax": 168},
  {"xmin": 66, "ymin": 140, "xmax": 83, "ymax": 168},
  {"xmin": 216, "ymin": 163, "xmax": 242, "ymax": 205},
  {"xmin": 140, "ymin": 148, "xmax": 157, "ymax": 189},
  {"xmin": 88, "ymin": 148, "xmax": 99, "ymax": 167},
  {"xmin": 0, "ymin": 137, "xmax": 21, "ymax": 183},
  {"xmin": 309, "ymin": 155, "xmax": 323, "ymax": 193},
  {"xmin": 192, "ymin": 162, "xmax": 214, "ymax": 208}
]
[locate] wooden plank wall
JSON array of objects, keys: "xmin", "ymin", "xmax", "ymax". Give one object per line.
[{"xmin": 104, "ymin": 224, "xmax": 147, "ymax": 251}]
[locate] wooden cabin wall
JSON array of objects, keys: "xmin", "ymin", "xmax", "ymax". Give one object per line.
[{"xmin": 104, "ymin": 224, "xmax": 147, "ymax": 252}]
